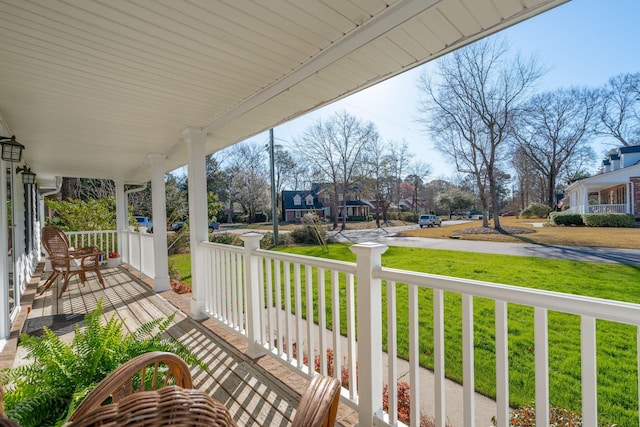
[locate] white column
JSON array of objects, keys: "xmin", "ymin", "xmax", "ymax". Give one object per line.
[
  {"xmin": 350, "ymin": 242, "xmax": 388, "ymax": 427},
  {"xmin": 182, "ymin": 126, "xmax": 208, "ymax": 319},
  {"xmin": 0, "ymin": 158, "xmax": 9, "ymax": 339},
  {"xmin": 625, "ymin": 183, "xmax": 630, "ymax": 214},
  {"xmin": 148, "ymin": 153, "xmax": 170, "ymax": 292},
  {"xmin": 240, "ymin": 232, "xmax": 266, "ymax": 359},
  {"xmin": 114, "ymin": 179, "xmax": 127, "ymax": 261}
]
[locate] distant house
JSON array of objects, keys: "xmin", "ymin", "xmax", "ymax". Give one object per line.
[
  {"xmin": 282, "ymin": 184, "xmax": 371, "ymax": 222},
  {"xmin": 282, "ymin": 191, "xmax": 325, "ymax": 222},
  {"xmin": 563, "ymin": 145, "xmax": 640, "ymax": 220}
]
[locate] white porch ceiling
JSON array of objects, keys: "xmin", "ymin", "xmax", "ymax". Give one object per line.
[{"xmin": 0, "ymin": 0, "xmax": 569, "ymax": 186}]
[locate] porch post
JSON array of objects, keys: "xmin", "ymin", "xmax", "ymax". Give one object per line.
[
  {"xmin": 240, "ymin": 232, "xmax": 266, "ymax": 359},
  {"xmin": 182, "ymin": 126, "xmax": 208, "ymax": 320},
  {"xmin": 625, "ymin": 183, "xmax": 631, "ymax": 214},
  {"xmin": 115, "ymin": 179, "xmax": 128, "ymax": 261},
  {"xmin": 0, "ymin": 158, "xmax": 9, "ymax": 339},
  {"xmin": 350, "ymin": 242, "xmax": 388, "ymax": 426},
  {"xmin": 148, "ymin": 153, "xmax": 170, "ymax": 292}
]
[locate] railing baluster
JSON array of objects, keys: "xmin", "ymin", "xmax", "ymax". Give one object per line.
[
  {"xmin": 318, "ymin": 268, "xmax": 327, "ymax": 376},
  {"xmin": 331, "ymin": 270, "xmax": 341, "ymax": 381},
  {"xmin": 387, "ymin": 280, "xmax": 398, "ymax": 424},
  {"xmin": 305, "ymin": 265, "xmax": 314, "ymax": 375},
  {"xmin": 495, "ymin": 300, "xmax": 508, "ymax": 427},
  {"xmin": 265, "ymin": 258, "xmax": 274, "ymax": 351},
  {"xmin": 223, "ymin": 250, "xmax": 231, "ymax": 325},
  {"xmin": 434, "ymin": 288, "xmax": 446, "ymax": 427},
  {"xmin": 535, "ymin": 307, "xmax": 549, "ymax": 426},
  {"xmin": 275, "ymin": 260, "xmax": 282, "ymax": 356},
  {"xmin": 294, "ymin": 263, "xmax": 303, "ymax": 367},
  {"xmin": 284, "ymin": 261, "xmax": 292, "ymax": 362},
  {"xmin": 230, "ymin": 251, "xmax": 238, "ymax": 329},
  {"xmin": 237, "ymin": 252, "xmax": 245, "ymax": 334},
  {"xmin": 409, "ymin": 285, "xmax": 419, "ymax": 427},
  {"xmin": 462, "ymin": 294, "xmax": 475, "ymax": 427},
  {"xmin": 258, "ymin": 257, "xmax": 266, "ymax": 346},
  {"xmin": 346, "ymin": 273, "xmax": 356, "ymax": 399},
  {"xmin": 581, "ymin": 315, "xmax": 597, "ymax": 427}
]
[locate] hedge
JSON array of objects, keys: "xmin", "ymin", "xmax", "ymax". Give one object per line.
[
  {"xmin": 583, "ymin": 213, "xmax": 635, "ymax": 227},
  {"xmin": 549, "ymin": 212, "xmax": 583, "ymax": 226}
]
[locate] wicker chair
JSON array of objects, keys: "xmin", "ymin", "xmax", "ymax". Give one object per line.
[
  {"xmin": 292, "ymin": 375, "xmax": 341, "ymax": 427},
  {"xmin": 64, "ymin": 386, "xmax": 235, "ymax": 427},
  {"xmin": 68, "ymin": 352, "xmax": 194, "ymax": 423},
  {"xmin": 40, "ymin": 226, "xmax": 105, "ymax": 298}
]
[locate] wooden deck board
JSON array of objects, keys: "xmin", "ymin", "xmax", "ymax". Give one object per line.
[{"xmin": 1, "ymin": 265, "xmax": 324, "ymax": 426}]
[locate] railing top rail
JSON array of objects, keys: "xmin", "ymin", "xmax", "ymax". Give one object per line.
[
  {"xmin": 66, "ymin": 230, "xmax": 117, "ymax": 234},
  {"xmin": 199, "ymin": 241, "xmax": 244, "ymax": 254},
  {"xmin": 255, "ymin": 248, "xmax": 358, "ymax": 274},
  {"xmin": 377, "ymin": 266, "xmax": 640, "ymax": 326}
]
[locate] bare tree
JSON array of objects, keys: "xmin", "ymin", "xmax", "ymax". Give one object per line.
[
  {"xmin": 225, "ymin": 142, "xmax": 269, "ymax": 221},
  {"xmin": 61, "ymin": 178, "xmax": 115, "ymax": 201},
  {"xmin": 596, "ymin": 72, "xmax": 640, "ymax": 147},
  {"xmin": 388, "ymin": 140, "xmax": 411, "ymax": 212},
  {"xmin": 418, "ymin": 37, "xmax": 544, "ymax": 228},
  {"xmin": 405, "ymin": 160, "xmax": 431, "ymax": 214},
  {"xmin": 296, "ymin": 111, "xmax": 377, "ymax": 229},
  {"xmin": 363, "ymin": 136, "xmax": 393, "ymax": 227},
  {"xmin": 515, "ymin": 87, "xmax": 598, "ymax": 208}
]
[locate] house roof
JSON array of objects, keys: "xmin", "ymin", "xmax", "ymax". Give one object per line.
[
  {"xmin": 565, "ymin": 163, "xmax": 640, "ymax": 192},
  {"xmin": 0, "ymin": 1, "xmax": 568, "ymax": 186},
  {"xmin": 620, "ymin": 145, "xmax": 640, "ymax": 154},
  {"xmin": 282, "ymin": 191, "xmax": 323, "ymax": 211}
]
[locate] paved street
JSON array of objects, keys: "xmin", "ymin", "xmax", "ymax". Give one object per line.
[{"xmin": 326, "ymin": 223, "xmax": 640, "ymax": 265}]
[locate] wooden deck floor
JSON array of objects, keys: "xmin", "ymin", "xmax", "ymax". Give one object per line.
[{"xmin": 1, "ymin": 264, "xmax": 357, "ymax": 426}]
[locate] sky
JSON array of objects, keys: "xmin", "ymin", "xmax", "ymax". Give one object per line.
[{"xmin": 246, "ymin": 0, "xmax": 640, "ymax": 180}]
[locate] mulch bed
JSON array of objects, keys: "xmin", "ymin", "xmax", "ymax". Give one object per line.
[{"xmin": 456, "ymin": 226, "xmax": 535, "ymax": 235}]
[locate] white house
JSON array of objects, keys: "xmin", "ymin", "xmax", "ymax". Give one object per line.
[{"xmin": 563, "ymin": 145, "xmax": 640, "ymax": 219}]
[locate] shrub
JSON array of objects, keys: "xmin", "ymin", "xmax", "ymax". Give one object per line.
[
  {"xmin": 583, "ymin": 213, "xmax": 635, "ymax": 227},
  {"xmin": 253, "ymin": 212, "xmax": 268, "ymax": 223},
  {"xmin": 209, "ymin": 232, "xmax": 242, "ymax": 246},
  {"xmin": 549, "ymin": 212, "xmax": 584, "ymax": 226},
  {"xmin": 400, "ymin": 212, "xmax": 420, "ymax": 222},
  {"xmin": 520, "ymin": 203, "xmax": 551, "ymax": 219},
  {"xmin": 0, "ymin": 301, "xmax": 202, "ymax": 427}
]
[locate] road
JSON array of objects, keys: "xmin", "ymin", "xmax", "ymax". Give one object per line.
[{"xmin": 221, "ymin": 221, "xmax": 640, "ymax": 265}]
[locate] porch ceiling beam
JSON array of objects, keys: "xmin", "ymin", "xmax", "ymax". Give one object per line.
[{"xmin": 201, "ymin": 0, "xmax": 439, "ymax": 135}]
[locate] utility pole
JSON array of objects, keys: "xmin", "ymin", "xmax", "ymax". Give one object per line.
[{"xmin": 269, "ymin": 128, "xmax": 279, "ymax": 246}]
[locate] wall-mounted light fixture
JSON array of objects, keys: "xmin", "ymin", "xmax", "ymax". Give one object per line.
[
  {"xmin": 0, "ymin": 135, "xmax": 25, "ymax": 162},
  {"xmin": 16, "ymin": 166, "xmax": 36, "ymax": 185}
]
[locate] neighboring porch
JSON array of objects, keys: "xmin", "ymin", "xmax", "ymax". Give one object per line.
[{"xmin": 0, "ymin": 263, "xmax": 358, "ymax": 426}]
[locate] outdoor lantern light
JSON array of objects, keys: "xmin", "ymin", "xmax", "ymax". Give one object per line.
[
  {"xmin": 0, "ymin": 135, "xmax": 25, "ymax": 162},
  {"xmin": 16, "ymin": 166, "xmax": 36, "ymax": 185}
]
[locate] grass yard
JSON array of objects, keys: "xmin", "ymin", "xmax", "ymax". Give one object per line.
[
  {"xmin": 400, "ymin": 216, "xmax": 640, "ymax": 249},
  {"xmin": 277, "ymin": 244, "xmax": 640, "ymax": 426}
]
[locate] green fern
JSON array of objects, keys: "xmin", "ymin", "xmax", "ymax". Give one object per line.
[{"xmin": 0, "ymin": 300, "xmax": 203, "ymax": 427}]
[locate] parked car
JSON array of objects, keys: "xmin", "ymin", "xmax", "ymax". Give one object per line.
[
  {"xmin": 418, "ymin": 214, "xmax": 442, "ymax": 228},
  {"xmin": 209, "ymin": 221, "xmax": 220, "ymax": 232},
  {"xmin": 170, "ymin": 222, "xmax": 185, "ymax": 232},
  {"xmin": 501, "ymin": 211, "xmax": 516, "ymax": 216},
  {"xmin": 134, "ymin": 216, "xmax": 153, "ymax": 233}
]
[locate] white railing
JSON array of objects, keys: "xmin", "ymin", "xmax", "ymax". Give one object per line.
[
  {"xmin": 124, "ymin": 229, "xmax": 155, "ymax": 278},
  {"xmin": 587, "ymin": 203, "xmax": 627, "ymax": 214},
  {"xmin": 566, "ymin": 204, "xmax": 627, "ymax": 214},
  {"xmin": 66, "ymin": 230, "xmax": 118, "ymax": 263},
  {"xmin": 201, "ymin": 235, "xmax": 640, "ymax": 427}
]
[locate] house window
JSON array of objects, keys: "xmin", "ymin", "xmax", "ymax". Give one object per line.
[
  {"xmin": 338, "ymin": 193, "xmax": 344, "ymax": 202},
  {"xmin": 306, "ymin": 195, "xmax": 313, "ymax": 205},
  {"xmin": 323, "ymin": 194, "xmax": 330, "ymax": 203},
  {"xmin": 293, "ymin": 194, "xmax": 301, "ymax": 206},
  {"xmin": 295, "ymin": 210, "xmax": 301, "ymax": 219}
]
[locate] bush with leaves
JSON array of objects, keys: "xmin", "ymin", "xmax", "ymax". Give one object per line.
[
  {"xmin": 45, "ymin": 197, "xmax": 117, "ymax": 231},
  {"xmin": 209, "ymin": 232, "xmax": 242, "ymax": 246},
  {"xmin": 550, "ymin": 212, "xmax": 584, "ymax": 226},
  {"xmin": 520, "ymin": 203, "xmax": 551, "ymax": 219},
  {"xmin": 0, "ymin": 301, "xmax": 202, "ymax": 427},
  {"xmin": 583, "ymin": 213, "xmax": 635, "ymax": 227}
]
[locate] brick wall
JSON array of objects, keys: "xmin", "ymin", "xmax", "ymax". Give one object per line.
[{"xmin": 632, "ymin": 177, "xmax": 640, "ymax": 219}]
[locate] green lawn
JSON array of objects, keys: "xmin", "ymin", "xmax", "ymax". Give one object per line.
[
  {"xmin": 276, "ymin": 244, "xmax": 640, "ymax": 426},
  {"xmin": 171, "ymin": 245, "xmax": 640, "ymax": 425},
  {"xmin": 168, "ymin": 253, "xmax": 192, "ymax": 285}
]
